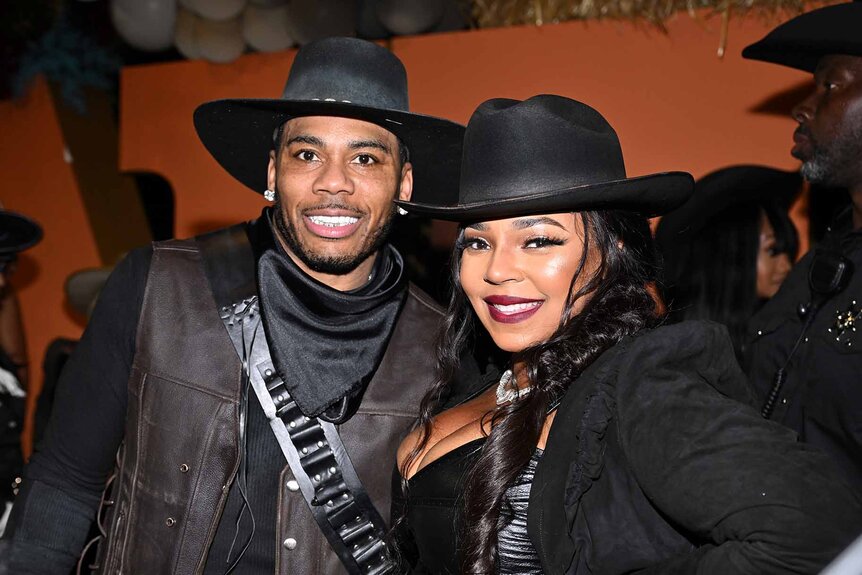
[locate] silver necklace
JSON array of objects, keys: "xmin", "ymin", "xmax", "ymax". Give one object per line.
[{"xmin": 495, "ymin": 369, "xmax": 532, "ymax": 405}]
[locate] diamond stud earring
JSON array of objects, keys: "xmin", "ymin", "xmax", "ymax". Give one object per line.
[{"xmin": 264, "ymin": 189, "xmax": 276, "ymax": 202}]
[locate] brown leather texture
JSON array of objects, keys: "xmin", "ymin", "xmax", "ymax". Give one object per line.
[{"xmin": 98, "ymin": 239, "xmax": 441, "ymax": 574}]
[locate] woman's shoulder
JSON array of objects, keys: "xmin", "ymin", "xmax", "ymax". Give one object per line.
[
  {"xmin": 596, "ymin": 320, "xmax": 757, "ymax": 407},
  {"xmin": 615, "ymin": 320, "xmax": 757, "ymax": 406},
  {"xmin": 615, "ymin": 320, "xmax": 739, "ymax": 371}
]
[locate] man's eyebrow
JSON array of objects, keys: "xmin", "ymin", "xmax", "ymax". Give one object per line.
[
  {"xmin": 349, "ymin": 139, "xmax": 392, "ymax": 154},
  {"xmin": 511, "ymin": 216, "xmax": 567, "ymax": 230},
  {"xmin": 466, "ymin": 222, "xmax": 488, "ymax": 231},
  {"xmin": 286, "ymin": 135, "xmax": 325, "ymax": 147}
]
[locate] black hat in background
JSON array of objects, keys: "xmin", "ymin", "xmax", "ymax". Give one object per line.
[
  {"xmin": 742, "ymin": 2, "xmax": 862, "ymax": 72},
  {"xmin": 0, "ymin": 211, "xmax": 43, "ymax": 257},
  {"xmin": 396, "ymin": 95, "xmax": 693, "ymax": 222},
  {"xmin": 194, "ymin": 36, "xmax": 465, "ymax": 204},
  {"xmin": 655, "ymin": 165, "xmax": 802, "ymax": 261}
]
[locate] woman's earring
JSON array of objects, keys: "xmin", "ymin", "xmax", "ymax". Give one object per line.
[
  {"xmin": 264, "ymin": 189, "xmax": 276, "ymax": 202},
  {"xmin": 397, "ymin": 207, "xmax": 408, "ymax": 216}
]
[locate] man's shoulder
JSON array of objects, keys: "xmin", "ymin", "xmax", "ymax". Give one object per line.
[
  {"xmin": 151, "ymin": 220, "xmax": 251, "ymax": 252},
  {"xmin": 403, "ymin": 283, "xmax": 445, "ymax": 318}
]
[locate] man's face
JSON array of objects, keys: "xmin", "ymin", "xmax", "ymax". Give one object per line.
[
  {"xmin": 267, "ymin": 116, "xmax": 412, "ymax": 278},
  {"xmin": 791, "ymin": 54, "xmax": 862, "ymax": 189}
]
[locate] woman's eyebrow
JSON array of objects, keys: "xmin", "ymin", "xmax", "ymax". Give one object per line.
[{"xmin": 511, "ymin": 216, "xmax": 566, "ymax": 230}]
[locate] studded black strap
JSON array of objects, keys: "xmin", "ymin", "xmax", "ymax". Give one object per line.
[{"xmin": 199, "ymin": 226, "xmax": 395, "ymax": 575}]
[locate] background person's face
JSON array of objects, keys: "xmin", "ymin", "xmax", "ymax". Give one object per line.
[
  {"xmin": 459, "ymin": 212, "xmax": 591, "ymax": 353},
  {"xmin": 267, "ymin": 116, "xmax": 412, "ymax": 279},
  {"xmin": 791, "ymin": 55, "xmax": 862, "ymax": 189},
  {"xmin": 756, "ymin": 210, "xmax": 792, "ymax": 300}
]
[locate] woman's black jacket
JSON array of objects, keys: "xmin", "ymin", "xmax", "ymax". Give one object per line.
[
  {"xmin": 397, "ymin": 321, "xmax": 862, "ymax": 574},
  {"xmin": 529, "ymin": 320, "xmax": 860, "ymax": 573}
]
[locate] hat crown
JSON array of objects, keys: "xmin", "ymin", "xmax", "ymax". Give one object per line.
[
  {"xmin": 459, "ymin": 95, "xmax": 627, "ymax": 204},
  {"xmin": 281, "ymin": 37, "xmax": 409, "ymax": 111},
  {"xmin": 742, "ymin": 2, "xmax": 862, "ymax": 72}
]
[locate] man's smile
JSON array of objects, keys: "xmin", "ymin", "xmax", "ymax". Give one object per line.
[{"xmin": 303, "ymin": 209, "xmax": 363, "ymax": 239}]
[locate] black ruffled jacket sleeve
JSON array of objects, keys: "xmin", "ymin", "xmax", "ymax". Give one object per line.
[{"xmin": 613, "ymin": 321, "xmax": 861, "ymax": 573}]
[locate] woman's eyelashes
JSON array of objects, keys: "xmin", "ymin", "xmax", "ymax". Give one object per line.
[
  {"xmin": 523, "ymin": 236, "xmax": 566, "ymax": 249},
  {"xmin": 459, "ymin": 234, "xmax": 566, "ymax": 251},
  {"xmin": 459, "ymin": 236, "xmax": 489, "ymax": 251}
]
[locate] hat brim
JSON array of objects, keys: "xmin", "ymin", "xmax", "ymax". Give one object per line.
[
  {"xmin": 194, "ymin": 99, "xmax": 465, "ymax": 205},
  {"xmin": 0, "ymin": 211, "xmax": 43, "ymax": 256},
  {"xmin": 395, "ymin": 171, "xmax": 694, "ymax": 222}
]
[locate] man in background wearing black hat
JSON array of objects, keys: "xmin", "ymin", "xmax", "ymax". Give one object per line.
[
  {"xmin": 743, "ymin": 1, "xmax": 862, "ymax": 489},
  {"xmin": 2, "ymin": 37, "xmax": 466, "ymax": 574},
  {"xmin": 0, "ymin": 210, "xmax": 41, "ymax": 539}
]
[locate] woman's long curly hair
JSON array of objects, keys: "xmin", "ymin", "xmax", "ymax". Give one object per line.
[{"xmin": 399, "ymin": 209, "xmax": 664, "ymax": 573}]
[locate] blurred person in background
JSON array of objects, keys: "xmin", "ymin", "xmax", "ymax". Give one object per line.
[
  {"xmin": 656, "ymin": 165, "xmax": 801, "ymax": 362},
  {"xmin": 0, "ymin": 209, "xmax": 42, "ymax": 537}
]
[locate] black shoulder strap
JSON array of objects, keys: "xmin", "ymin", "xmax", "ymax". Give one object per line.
[{"xmin": 197, "ymin": 225, "xmax": 396, "ymax": 575}]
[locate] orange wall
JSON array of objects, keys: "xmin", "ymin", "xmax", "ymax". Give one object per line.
[
  {"xmin": 121, "ymin": 12, "xmax": 811, "ymax": 242},
  {"xmin": 1, "ymin": 12, "xmax": 819, "ymax": 454},
  {"xmin": 0, "ymin": 77, "xmax": 102, "ymax": 454}
]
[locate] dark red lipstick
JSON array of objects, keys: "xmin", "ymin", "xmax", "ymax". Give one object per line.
[{"xmin": 484, "ymin": 295, "xmax": 543, "ymax": 324}]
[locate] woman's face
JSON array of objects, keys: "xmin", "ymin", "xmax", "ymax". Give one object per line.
[
  {"xmin": 756, "ymin": 210, "xmax": 793, "ymax": 300},
  {"xmin": 459, "ymin": 212, "xmax": 591, "ymax": 353}
]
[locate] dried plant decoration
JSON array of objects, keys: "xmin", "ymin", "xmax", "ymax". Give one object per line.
[{"xmin": 470, "ymin": 0, "xmax": 833, "ymax": 56}]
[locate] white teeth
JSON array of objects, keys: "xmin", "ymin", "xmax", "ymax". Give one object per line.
[
  {"xmin": 492, "ymin": 301, "xmax": 540, "ymax": 314},
  {"xmin": 308, "ymin": 215, "xmax": 358, "ymax": 227}
]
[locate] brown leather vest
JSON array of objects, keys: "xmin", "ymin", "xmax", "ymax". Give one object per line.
[{"xmin": 96, "ymin": 239, "xmax": 441, "ymax": 574}]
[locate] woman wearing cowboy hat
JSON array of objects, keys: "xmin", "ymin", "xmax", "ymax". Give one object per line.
[{"xmin": 393, "ymin": 95, "xmax": 861, "ymax": 574}]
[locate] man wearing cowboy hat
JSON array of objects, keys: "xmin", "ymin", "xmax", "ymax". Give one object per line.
[
  {"xmin": 743, "ymin": 1, "xmax": 862, "ymax": 489},
  {"xmin": 3, "ymin": 37, "xmax": 467, "ymax": 574},
  {"xmin": 0, "ymin": 210, "xmax": 41, "ymax": 539}
]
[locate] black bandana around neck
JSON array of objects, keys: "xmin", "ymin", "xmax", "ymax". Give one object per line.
[{"xmin": 256, "ymin": 215, "xmax": 407, "ymax": 419}]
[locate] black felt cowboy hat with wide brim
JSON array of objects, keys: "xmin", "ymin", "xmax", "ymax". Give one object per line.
[
  {"xmin": 194, "ymin": 37, "xmax": 465, "ymax": 204},
  {"xmin": 0, "ymin": 211, "xmax": 43, "ymax": 257},
  {"xmin": 396, "ymin": 95, "xmax": 693, "ymax": 222},
  {"xmin": 742, "ymin": 1, "xmax": 862, "ymax": 72},
  {"xmin": 655, "ymin": 165, "xmax": 802, "ymax": 261}
]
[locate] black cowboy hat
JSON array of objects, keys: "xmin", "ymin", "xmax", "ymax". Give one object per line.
[
  {"xmin": 0, "ymin": 211, "xmax": 43, "ymax": 257},
  {"xmin": 742, "ymin": 1, "xmax": 862, "ymax": 72},
  {"xmin": 194, "ymin": 37, "xmax": 464, "ymax": 204},
  {"xmin": 655, "ymin": 165, "xmax": 802, "ymax": 259},
  {"xmin": 395, "ymin": 95, "xmax": 693, "ymax": 222}
]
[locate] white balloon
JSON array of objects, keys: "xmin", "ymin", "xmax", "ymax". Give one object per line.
[
  {"xmin": 376, "ymin": 0, "xmax": 444, "ymax": 36},
  {"xmin": 190, "ymin": 0, "xmax": 247, "ymax": 22},
  {"xmin": 174, "ymin": 7, "xmax": 201, "ymax": 59},
  {"xmin": 242, "ymin": 4, "xmax": 294, "ymax": 52},
  {"xmin": 284, "ymin": 0, "xmax": 356, "ymax": 45},
  {"xmin": 197, "ymin": 16, "xmax": 247, "ymax": 63},
  {"xmin": 111, "ymin": 0, "xmax": 177, "ymax": 52}
]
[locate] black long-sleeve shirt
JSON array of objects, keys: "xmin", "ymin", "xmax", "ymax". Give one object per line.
[{"xmin": 6, "ymin": 245, "xmax": 285, "ymax": 573}]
